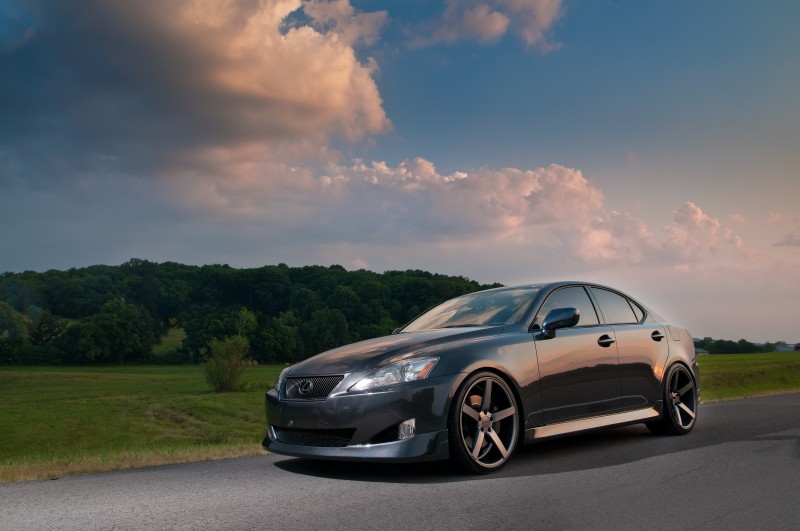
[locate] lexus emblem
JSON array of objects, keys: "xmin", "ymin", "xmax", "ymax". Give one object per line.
[{"xmin": 298, "ymin": 380, "xmax": 314, "ymax": 396}]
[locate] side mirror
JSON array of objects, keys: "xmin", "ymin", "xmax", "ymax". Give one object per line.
[{"xmin": 540, "ymin": 307, "xmax": 580, "ymax": 338}]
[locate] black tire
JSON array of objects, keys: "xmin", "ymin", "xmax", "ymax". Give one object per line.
[
  {"xmin": 448, "ymin": 371, "xmax": 519, "ymax": 474},
  {"xmin": 647, "ymin": 363, "xmax": 698, "ymax": 435}
]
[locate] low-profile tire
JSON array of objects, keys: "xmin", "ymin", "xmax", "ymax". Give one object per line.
[
  {"xmin": 448, "ymin": 371, "xmax": 519, "ymax": 474},
  {"xmin": 647, "ymin": 363, "xmax": 698, "ymax": 435}
]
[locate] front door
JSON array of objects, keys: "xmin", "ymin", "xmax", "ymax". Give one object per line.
[{"xmin": 532, "ymin": 286, "xmax": 622, "ymax": 424}]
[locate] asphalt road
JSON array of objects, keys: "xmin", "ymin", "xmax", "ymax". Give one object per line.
[{"xmin": 2, "ymin": 393, "xmax": 799, "ymax": 530}]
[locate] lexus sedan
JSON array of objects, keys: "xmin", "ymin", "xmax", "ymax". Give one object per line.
[{"xmin": 263, "ymin": 281, "xmax": 699, "ymax": 473}]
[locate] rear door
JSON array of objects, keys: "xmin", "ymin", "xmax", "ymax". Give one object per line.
[{"xmin": 589, "ymin": 287, "xmax": 669, "ymax": 409}]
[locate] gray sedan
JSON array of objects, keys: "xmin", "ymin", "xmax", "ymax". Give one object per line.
[{"xmin": 263, "ymin": 281, "xmax": 699, "ymax": 474}]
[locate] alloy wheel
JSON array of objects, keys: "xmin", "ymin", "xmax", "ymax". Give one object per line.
[
  {"xmin": 458, "ymin": 375, "xmax": 518, "ymax": 469},
  {"xmin": 668, "ymin": 365, "xmax": 697, "ymax": 430}
]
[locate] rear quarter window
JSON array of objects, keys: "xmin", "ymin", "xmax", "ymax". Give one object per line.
[{"xmin": 590, "ymin": 288, "xmax": 639, "ymax": 324}]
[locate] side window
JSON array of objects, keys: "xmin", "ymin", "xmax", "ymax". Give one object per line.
[
  {"xmin": 630, "ymin": 300, "xmax": 645, "ymax": 322},
  {"xmin": 533, "ymin": 286, "xmax": 599, "ymax": 328},
  {"xmin": 590, "ymin": 288, "xmax": 639, "ymax": 324}
]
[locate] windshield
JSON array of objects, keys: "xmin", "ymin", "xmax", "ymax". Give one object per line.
[{"xmin": 401, "ymin": 287, "xmax": 540, "ymax": 332}]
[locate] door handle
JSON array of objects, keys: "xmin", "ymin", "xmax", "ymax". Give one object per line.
[
  {"xmin": 651, "ymin": 331, "xmax": 665, "ymax": 342},
  {"xmin": 597, "ymin": 335, "xmax": 616, "ymax": 347}
]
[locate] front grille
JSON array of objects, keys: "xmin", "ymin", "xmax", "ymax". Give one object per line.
[
  {"xmin": 272, "ymin": 426, "xmax": 355, "ymax": 448},
  {"xmin": 284, "ymin": 376, "xmax": 344, "ymax": 400}
]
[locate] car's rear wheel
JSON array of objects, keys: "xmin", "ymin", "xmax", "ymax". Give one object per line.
[
  {"xmin": 449, "ymin": 371, "xmax": 519, "ymax": 474},
  {"xmin": 647, "ymin": 363, "xmax": 698, "ymax": 435}
]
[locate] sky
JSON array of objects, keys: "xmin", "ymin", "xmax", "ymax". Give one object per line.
[{"xmin": 1, "ymin": 0, "xmax": 799, "ymax": 342}]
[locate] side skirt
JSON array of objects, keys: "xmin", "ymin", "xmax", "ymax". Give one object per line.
[{"xmin": 524, "ymin": 407, "xmax": 661, "ymax": 442}]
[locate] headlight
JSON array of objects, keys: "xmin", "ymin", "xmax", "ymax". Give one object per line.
[
  {"xmin": 274, "ymin": 366, "xmax": 291, "ymax": 391},
  {"xmin": 349, "ymin": 357, "xmax": 438, "ymax": 392}
]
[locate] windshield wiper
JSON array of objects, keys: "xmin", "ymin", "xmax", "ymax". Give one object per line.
[{"xmin": 440, "ymin": 324, "xmax": 483, "ymax": 328}]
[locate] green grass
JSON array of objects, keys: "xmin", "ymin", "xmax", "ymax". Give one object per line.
[
  {"xmin": 697, "ymin": 351, "xmax": 800, "ymax": 402},
  {"xmin": 1, "ymin": 352, "xmax": 799, "ymax": 482},
  {"xmin": 0, "ymin": 365, "xmax": 282, "ymax": 482},
  {"xmin": 152, "ymin": 327, "xmax": 186, "ymax": 356}
]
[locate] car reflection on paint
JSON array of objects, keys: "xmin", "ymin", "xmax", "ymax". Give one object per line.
[{"xmin": 263, "ymin": 281, "xmax": 699, "ymax": 474}]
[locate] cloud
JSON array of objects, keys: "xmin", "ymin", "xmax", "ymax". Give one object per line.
[
  {"xmin": 727, "ymin": 212, "xmax": 747, "ymax": 225},
  {"xmin": 672, "ymin": 201, "xmax": 720, "ymax": 236},
  {"xmin": 0, "ymin": 0, "xmax": 753, "ymax": 280},
  {"xmin": 303, "ymin": 0, "xmax": 388, "ymax": 46},
  {"xmin": 409, "ymin": 0, "xmax": 562, "ymax": 50},
  {"xmin": 437, "ymin": 3, "xmax": 510, "ymax": 45},
  {"xmin": 324, "ymin": 159, "xmax": 604, "ymax": 240},
  {"xmin": 0, "ymin": 0, "xmax": 389, "ymax": 189},
  {"xmin": 576, "ymin": 202, "xmax": 747, "ymax": 268},
  {"xmin": 579, "ymin": 211, "xmax": 658, "ymax": 264},
  {"xmin": 165, "ymin": 147, "xmax": 749, "ymax": 275},
  {"xmin": 496, "ymin": 0, "xmax": 563, "ymax": 49},
  {"xmin": 667, "ymin": 202, "xmax": 744, "ymax": 257}
]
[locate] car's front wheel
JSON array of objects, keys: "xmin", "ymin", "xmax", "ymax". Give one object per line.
[
  {"xmin": 647, "ymin": 363, "xmax": 698, "ymax": 435},
  {"xmin": 448, "ymin": 371, "xmax": 519, "ymax": 474}
]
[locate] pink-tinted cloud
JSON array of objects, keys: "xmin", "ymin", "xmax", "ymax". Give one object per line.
[
  {"xmin": 496, "ymin": 0, "xmax": 563, "ymax": 49},
  {"xmin": 103, "ymin": 5, "xmax": 387, "ymax": 224},
  {"xmin": 303, "ymin": 0, "xmax": 388, "ymax": 46},
  {"xmin": 673, "ymin": 202, "xmax": 720, "ymax": 236},
  {"xmin": 173, "ymin": 143, "xmax": 751, "ymax": 276},
  {"xmin": 120, "ymin": 0, "xmax": 393, "ymax": 211},
  {"xmin": 183, "ymin": 0, "xmax": 390, "ymax": 145},
  {"xmin": 337, "ymin": 159, "xmax": 603, "ymax": 236},
  {"xmin": 577, "ymin": 202, "xmax": 747, "ymax": 268},
  {"xmin": 410, "ymin": 2, "xmax": 509, "ymax": 46},
  {"xmin": 2, "ymin": 0, "xmax": 390, "ymax": 192},
  {"xmin": 727, "ymin": 212, "xmax": 747, "ymax": 225},
  {"xmin": 579, "ymin": 211, "xmax": 658, "ymax": 264},
  {"xmin": 0, "ymin": 1, "xmax": 777, "ymax": 277},
  {"xmin": 410, "ymin": 0, "xmax": 561, "ymax": 50}
]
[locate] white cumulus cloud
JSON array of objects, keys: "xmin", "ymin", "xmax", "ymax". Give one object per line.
[
  {"xmin": 577, "ymin": 202, "xmax": 747, "ymax": 269},
  {"xmin": 316, "ymin": 159, "xmax": 603, "ymax": 241}
]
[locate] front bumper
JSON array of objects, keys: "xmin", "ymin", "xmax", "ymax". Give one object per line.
[
  {"xmin": 262, "ymin": 373, "xmax": 458, "ymax": 463},
  {"xmin": 264, "ymin": 426, "xmax": 449, "ymax": 462}
]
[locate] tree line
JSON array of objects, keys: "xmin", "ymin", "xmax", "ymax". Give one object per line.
[
  {"xmin": 0, "ymin": 259, "xmax": 498, "ymax": 365},
  {"xmin": 692, "ymin": 337, "xmax": 796, "ymax": 355}
]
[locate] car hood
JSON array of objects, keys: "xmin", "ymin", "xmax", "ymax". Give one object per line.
[{"xmin": 288, "ymin": 327, "xmax": 500, "ymax": 375}]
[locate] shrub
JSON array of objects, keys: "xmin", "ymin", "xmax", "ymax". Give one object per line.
[{"xmin": 202, "ymin": 335, "xmax": 249, "ymax": 392}]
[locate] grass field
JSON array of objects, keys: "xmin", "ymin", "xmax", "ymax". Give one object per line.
[
  {"xmin": 0, "ymin": 365, "xmax": 282, "ymax": 482},
  {"xmin": 697, "ymin": 351, "xmax": 800, "ymax": 401},
  {"xmin": 1, "ymin": 352, "xmax": 799, "ymax": 482},
  {"xmin": 152, "ymin": 327, "xmax": 187, "ymax": 356}
]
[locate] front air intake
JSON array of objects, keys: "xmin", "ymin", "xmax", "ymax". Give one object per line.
[
  {"xmin": 283, "ymin": 376, "xmax": 344, "ymax": 400},
  {"xmin": 272, "ymin": 426, "xmax": 355, "ymax": 447}
]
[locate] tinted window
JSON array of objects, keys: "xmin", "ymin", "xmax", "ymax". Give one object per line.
[
  {"xmin": 630, "ymin": 300, "xmax": 645, "ymax": 321},
  {"xmin": 403, "ymin": 287, "xmax": 540, "ymax": 331},
  {"xmin": 533, "ymin": 286, "xmax": 599, "ymax": 328},
  {"xmin": 590, "ymin": 288, "xmax": 639, "ymax": 324}
]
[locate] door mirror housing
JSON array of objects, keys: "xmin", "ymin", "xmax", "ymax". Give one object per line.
[{"xmin": 540, "ymin": 307, "xmax": 580, "ymax": 338}]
